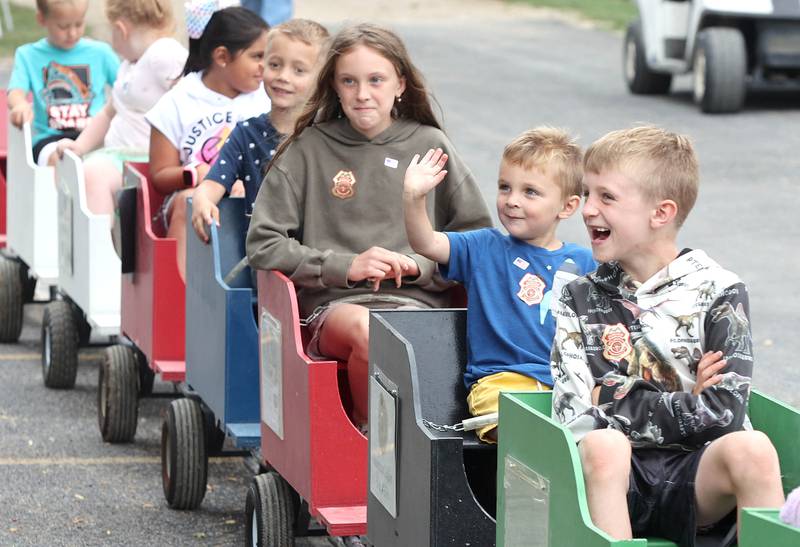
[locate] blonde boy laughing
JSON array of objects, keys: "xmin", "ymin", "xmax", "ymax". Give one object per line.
[{"xmin": 551, "ymin": 125, "xmax": 784, "ymax": 546}]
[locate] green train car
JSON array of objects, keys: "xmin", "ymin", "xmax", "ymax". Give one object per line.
[
  {"xmin": 497, "ymin": 391, "xmax": 800, "ymax": 547},
  {"xmin": 366, "ymin": 309, "xmax": 799, "ymax": 547}
]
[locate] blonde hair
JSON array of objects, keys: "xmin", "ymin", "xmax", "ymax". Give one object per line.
[
  {"xmin": 502, "ymin": 127, "xmax": 584, "ymax": 199},
  {"xmin": 37, "ymin": 0, "xmax": 83, "ymax": 16},
  {"xmin": 105, "ymin": 0, "xmax": 173, "ymax": 29},
  {"xmin": 267, "ymin": 18, "xmax": 329, "ymax": 53},
  {"xmin": 584, "ymin": 125, "xmax": 699, "ymax": 227}
]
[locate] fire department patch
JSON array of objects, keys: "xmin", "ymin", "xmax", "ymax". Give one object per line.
[
  {"xmin": 517, "ymin": 273, "xmax": 546, "ymax": 306},
  {"xmin": 331, "ymin": 170, "xmax": 356, "ymax": 199},
  {"xmin": 601, "ymin": 323, "xmax": 633, "ymax": 362}
]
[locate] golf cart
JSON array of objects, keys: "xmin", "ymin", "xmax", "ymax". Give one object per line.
[{"xmin": 624, "ymin": 0, "xmax": 800, "ymax": 113}]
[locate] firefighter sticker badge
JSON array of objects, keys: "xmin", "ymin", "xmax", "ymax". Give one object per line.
[
  {"xmin": 517, "ymin": 273, "xmax": 546, "ymax": 306},
  {"xmin": 601, "ymin": 323, "xmax": 633, "ymax": 362},
  {"xmin": 331, "ymin": 170, "xmax": 356, "ymax": 199}
]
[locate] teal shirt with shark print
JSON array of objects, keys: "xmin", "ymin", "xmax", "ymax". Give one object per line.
[{"xmin": 9, "ymin": 38, "xmax": 119, "ymax": 146}]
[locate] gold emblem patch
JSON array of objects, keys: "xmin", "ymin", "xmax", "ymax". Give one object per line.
[
  {"xmin": 517, "ymin": 273, "xmax": 546, "ymax": 306},
  {"xmin": 331, "ymin": 170, "xmax": 356, "ymax": 199},
  {"xmin": 601, "ymin": 323, "xmax": 633, "ymax": 362}
]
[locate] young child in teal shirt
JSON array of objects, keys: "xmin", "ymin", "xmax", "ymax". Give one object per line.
[{"xmin": 7, "ymin": 0, "xmax": 119, "ymax": 165}]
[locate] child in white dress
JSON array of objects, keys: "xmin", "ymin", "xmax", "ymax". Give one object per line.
[{"xmin": 54, "ymin": 0, "xmax": 187, "ymax": 231}]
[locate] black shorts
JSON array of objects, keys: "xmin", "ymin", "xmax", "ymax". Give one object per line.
[
  {"xmin": 627, "ymin": 447, "xmax": 707, "ymax": 547},
  {"xmin": 32, "ymin": 130, "xmax": 80, "ymax": 164}
]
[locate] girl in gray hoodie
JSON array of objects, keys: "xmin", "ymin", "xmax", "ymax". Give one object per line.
[{"xmin": 246, "ymin": 23, "xmax": 491, "ymax": 427}]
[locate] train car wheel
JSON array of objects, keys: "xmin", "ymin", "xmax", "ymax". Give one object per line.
[
  {"xmin": 161, "ymin": 398, "xmax": 207, "ymax": 509},
  {"xmin": 0, "ymin": 256, "xmax": 24, "ymax": 342},
  {"xmin": 97, "ymin": 345, "xmax": 139, "ymax": 443},
  {"xmin": 41, "ymin": 300, "xmax": 79, "ymax": 389},
  {"xmin": 244, "ymin": 472, "xmax": 294, "ymax": 547}
]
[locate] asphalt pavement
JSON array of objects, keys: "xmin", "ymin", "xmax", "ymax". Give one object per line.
[{"xmin": 3, "ymin": 1, "xmax": 800, "ymax": 545}]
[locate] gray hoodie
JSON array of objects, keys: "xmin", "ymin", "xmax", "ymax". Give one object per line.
[{"xmin": 246, "ymin": 117, "xmax": 492, "ymax": 316}]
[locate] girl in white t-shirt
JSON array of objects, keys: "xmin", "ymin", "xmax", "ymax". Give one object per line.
[
  {"xmin": 54, "ymin": 0, "xmax": 187, "ymax": 227},
  {"xmin": 146, "ymin": 5, "xmax": 270, "ymax": 279}
]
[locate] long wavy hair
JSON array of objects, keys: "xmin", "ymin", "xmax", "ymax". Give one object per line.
[{"xmin": 269, "ymin": 23, "xmax": 441, "ymax": 169}]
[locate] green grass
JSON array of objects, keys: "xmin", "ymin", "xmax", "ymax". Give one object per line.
[
  {"xmin": 510, "ymin": 0, "xmax": 638, "ymax": 30},
  {"xmin": 0, "ymin": 3, "xmax": 44, "ymax": 58}
]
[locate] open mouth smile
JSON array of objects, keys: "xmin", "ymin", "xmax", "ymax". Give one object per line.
[{"xmin": 589, "ymin": 226, "xmax": 610, "ymax": 243}]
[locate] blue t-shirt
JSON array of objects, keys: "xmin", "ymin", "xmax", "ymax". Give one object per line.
[
  {"xmin": 206, "ymin": 113, "xmax": 281, "ymax": 215},
  {"xmin": 441, "ymin": 228, "xmax": 596, "ymax": 388},
  {"xmin": 9, "ymin": 38, "xmax": 120, "ymax": 146}
]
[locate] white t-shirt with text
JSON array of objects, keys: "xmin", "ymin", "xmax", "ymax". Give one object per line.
[{"xmin": 145, "ymin": 70, "xmax": 269, "ymax": 166}]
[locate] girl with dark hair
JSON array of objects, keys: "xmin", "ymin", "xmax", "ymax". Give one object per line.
[
  {"xmin": 146, "ymin": 5, "xmax": 269, "ymax": 279},
  {"xmin": 246, "ymin": 23, "xmax": 492, "ymax": 429}
]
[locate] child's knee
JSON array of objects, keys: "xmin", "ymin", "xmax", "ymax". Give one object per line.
[
  {"xmin": 723, "ymin": 431, "xmax": 780, "ymax": 477},
  {"xmin": 321, "ymin": 304, "xmax": 370, "ymax": 361},
  {"xmin": 84, "ymin": 161, "xmax": 122, "ymax": 193},
  {"xmin": 170, "ymin": 191, "xmax": 192, "ymax": 221},
  {"xmin": 580, "ymin": 429, "xmax": 632, "ymax": 480},
  {"xmin": 348, "ymin": 309, "xmax": 370, "ymax": 360}
]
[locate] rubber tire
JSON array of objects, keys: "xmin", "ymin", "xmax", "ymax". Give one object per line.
[
  {"xmin": 41, "ymin": 300, "xmax": 79, "ymax": 389},
  {"xmin": 624, "ymin": 19, "xmax": 672, "ymax": 95},
  {"xmin": 0, "ymin": 256, "xmax": 24, "ymax": 342},
  {"xmin": 161, "ymin": 398, "xmax": 207, "ymax": 509},
  {"xmin": 98, "ymin": 345, "xmax": 139, "ymax": 443},
  {"xmin": 244, "ymin": 472, "xmax": 295, "ymax": 547},
  {"xmin": 693, "ymin": 27, "xmax": 747, "ymax": 113}
]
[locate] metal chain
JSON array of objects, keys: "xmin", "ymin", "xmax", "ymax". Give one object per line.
[{"xmin": 421, "ymin": 418, "xmax": 464, "ymax": 432}]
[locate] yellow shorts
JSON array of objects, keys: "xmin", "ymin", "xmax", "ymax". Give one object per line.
[{"xmin": 467, "ymin": 371, "xmax": 550, "ymax": 443}]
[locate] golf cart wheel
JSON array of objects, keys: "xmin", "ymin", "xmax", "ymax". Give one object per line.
[
  {"xmin": 41, "ymin": 300, "xmax": 79, "ymax": 389},
  {"xmin": 97, "ymin": 345, "xmax": 139, "ymax": 443},
  {"xmin": 624, "ymin": 19, "xmax": 672, "ymax": 94},
  {"xmin": 161, "ymin": 397, "xmax": 207, "ymax": 510},
  {"xmin": 0, "ymin": 256, "xmax": 24, "ymax": 342},
  {"xmin": 693, "ymin": 27, "xmax": 747, "ymax": 113},
  {"xmin": 244, "ymin": 472, "xmax": 295, "ymax": 547}
]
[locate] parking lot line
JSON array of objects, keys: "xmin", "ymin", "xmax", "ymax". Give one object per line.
[
  {"xmin": 0, "ymin": 353, "xmax": 104, "ymax": 361},
  {"xmin": 0, "ymin": 456, "xmax": 241, "ymax": 466},
  {"xmin": 0, "ymin": 353, "xmax": 40, "ymax": 361}
]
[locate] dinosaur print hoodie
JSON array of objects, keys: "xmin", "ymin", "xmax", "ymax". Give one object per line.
[{"xmin": 551, "ymin": 249, "xmax": 753, "ymax": 449}]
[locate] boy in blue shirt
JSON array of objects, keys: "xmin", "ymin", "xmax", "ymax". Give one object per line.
[
  {"xmin": 7, "ymin": 0, "xmax": 119, "ymax": 166},
  {"xmin": 404, "ymin": 127, "xmax": 596, "ymax": 442}
]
